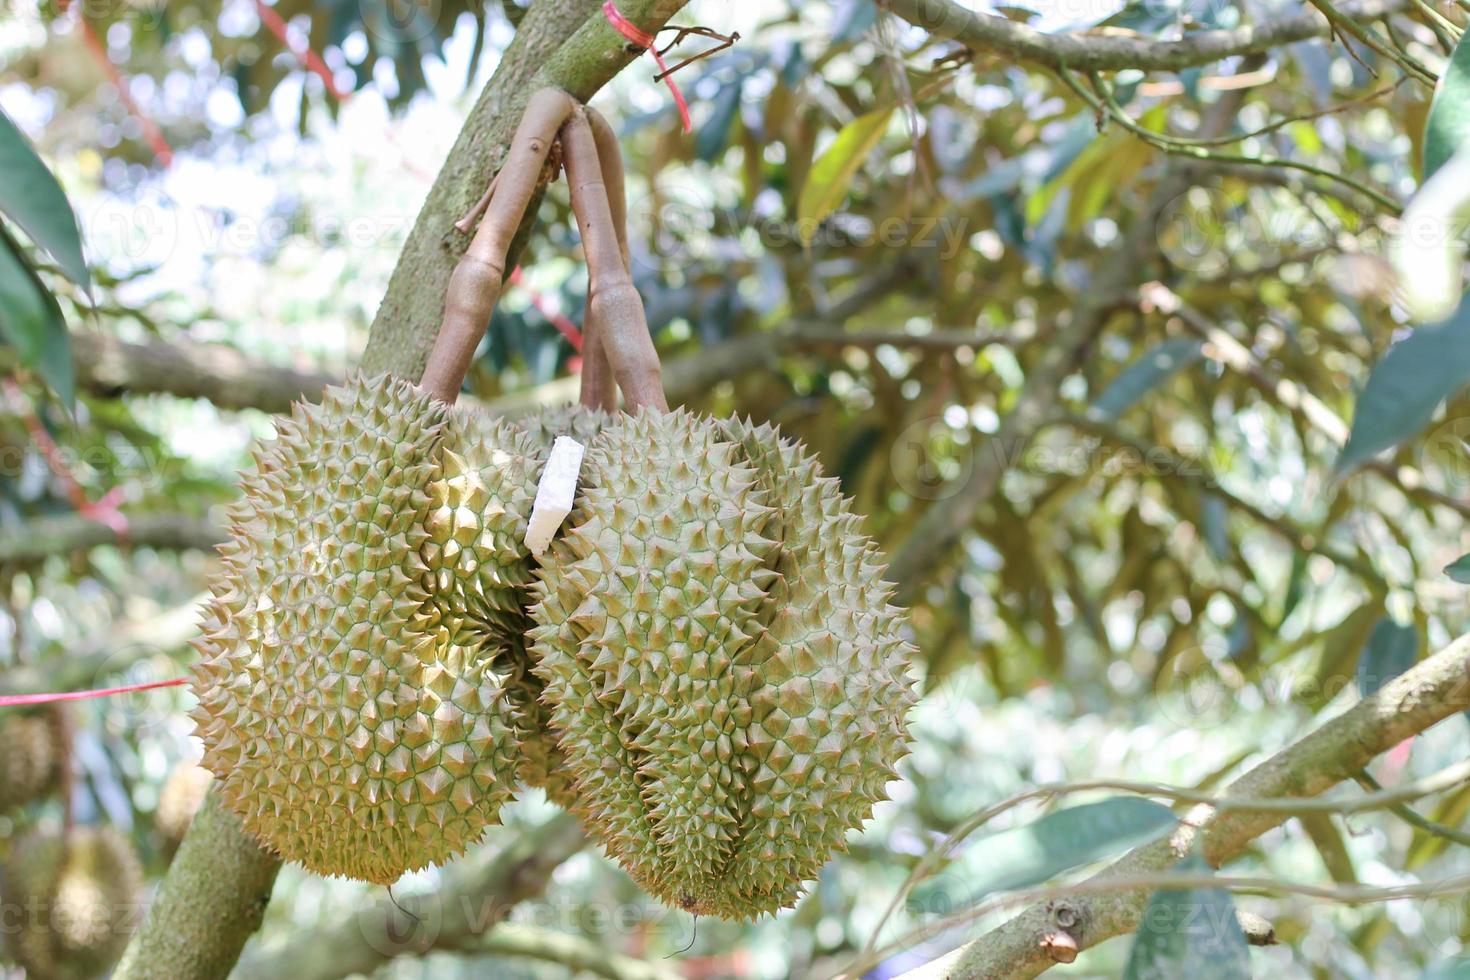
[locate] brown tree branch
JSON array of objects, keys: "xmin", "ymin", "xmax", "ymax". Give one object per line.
[
  {"xmin": 884, "ymin": 0, "xmax": 1405, "ymax": 73},
  {"xmin": 0, "ymin": 512, "xmax": 223, "ymax": 565},
  {"xmin": 233, "ymin": 814, "xmax": 586, "ymax": 980},
  {"xmin": 66, "ymin": 332, "xmax": 336, "ymax": 413},
  {"xmin": 901, "ymin": 631, "xmax": 1470, "ymax": 978}
]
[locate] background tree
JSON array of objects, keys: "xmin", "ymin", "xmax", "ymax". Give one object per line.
[{"xmin": 3, "ymin": 0, "xmax": 1470, "ymax": 977}]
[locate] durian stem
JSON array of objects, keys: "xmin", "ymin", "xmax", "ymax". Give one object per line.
[
  {"xmin": 421, "ymin": 88, "xmax": 578, "ymax": 404},
  {"xmin": 577, "ymin": 105, "xmax": 628, "ymax": 413},
  {"xmin": 560, "ymin": 108, "xmax": 668, "ymax": 412}
]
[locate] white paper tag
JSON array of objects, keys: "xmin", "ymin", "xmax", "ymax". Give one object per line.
[{"xmin": 525, "ymin": 436, "xmax": 585, "ymax": 557}]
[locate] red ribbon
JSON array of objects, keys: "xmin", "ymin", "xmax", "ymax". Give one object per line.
[
  {"xmin": 0, "ymin": 677, "xmax": 188, "ymax": 708},
  {"xmin": 603, "ymin": 1, "xmax": 692, "ymax": 134}
]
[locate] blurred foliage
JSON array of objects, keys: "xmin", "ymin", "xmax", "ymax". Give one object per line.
[{"xmin": 2, "ymin": 0, "xmax": 1470, "ymax": 977}]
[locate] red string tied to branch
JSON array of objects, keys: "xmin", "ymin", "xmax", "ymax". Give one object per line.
[{"xmin": 603, "ymin": 0, "xmax": 692, "ymax": 134}]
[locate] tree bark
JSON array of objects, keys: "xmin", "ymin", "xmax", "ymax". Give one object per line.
[
  {"xmin": 113, "ymin": 3, "xmax": 690, "ymax": 976},
  {"xmin": 65, "ymin": 331, "xmax": 336, "ymax": 413},
  {"xmin": 0, "ymin": 512, "xmax": 222, "ymax": 565},
  {"xmin": 884, "ymin": 0, "xmax": 1404, "ymax": 72},
  {"xmin": 111, "ymin": 795, "xmax": 282, "ymax": 980}
]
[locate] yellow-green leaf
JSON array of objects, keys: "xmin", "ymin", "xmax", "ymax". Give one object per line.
[{"xmin": 796, "ymin": 107, "xmax": 893, "ymax": 246}]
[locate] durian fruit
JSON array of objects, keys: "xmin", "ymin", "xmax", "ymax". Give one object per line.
[
  {"xmin": 154, "ymin": 762, "xmax": 212, "ymax": 857},
  {"xmin": 516, "ymin": 403, "xmax": 609, "ymax": 450},
  {"xmin": 0, "ymin": 711, "xmax": 58, "ymax": 811},
  {"xmin": 528, "ymin": 409, "xmax": 915, "ymax": 918},
  {"xmin": 190, "ymin": 376, "xmax": 523, "ymax": 884},
  {"xmin": 2, "ymin": 826, "xmax": 144, "ymax": 980},
  {"xmin": 419, "ymin": 408, "xmax": 570, "ymax": 805}
]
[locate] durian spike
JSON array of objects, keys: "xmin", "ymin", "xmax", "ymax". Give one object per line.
[
  {"xmin": 578, "ymin": 105, "xmax": 627, "ymax": 414},
  {"xmin": 560, "ymin": 107, "xmax": 667, "ymax": 413},
  {"xmin": 422, "ymin": 87, "xmax": 577, "ymax": 403}
]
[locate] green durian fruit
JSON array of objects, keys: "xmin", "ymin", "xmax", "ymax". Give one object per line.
[
  {"xmin": 3, "ymin": 826, "xmax": 144, "ymax": 980},
  {"xmin": 190, "ymin": 376, "xmax": 522, "ymax": 884},
  {"xmin": 419, "ymin": 408, "xmax": 571, "ymax": 805},
  {"xmin": 516, "ymin": 403, "xmax": 609, "ymax": 450},
  {"xmin": 0, "ymin": 711, "xmax": 58, "ymax": 812},
  {"xmin": 528, "ymin": 409, "xmax": 915, "ymax": 918},
  {"xmin": 717, "ymin": 416, "xmax": 917, "ymax": 904}
]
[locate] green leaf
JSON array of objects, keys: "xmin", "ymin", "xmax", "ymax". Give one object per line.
[
  {"xmin": 1091, "ymin": 338, "xmax": 1205, "ymax": 419},
  {"xmin": 1446, "ymin": 553, "xmax": 1470, "ymax": 583},
  {"xmin": 0, "ymin": 108, "xmax": 89, "ymax": 291},
  {"xmin": 0, "ymin": 228, "xmax": 74, "ymax": 404},
  {"xmin": 1356, "ymin": 617, "xmax": 1419, "ymax": 697},
  {"xmin": 1425, "ymin": 30, "xmax": 1470, "ymax": 180},
  {"xmin": 1123, "ymin": 854, "xmax": 1252, "ymax": 980},
  {"xmin": 696, "ymin": 76, "xmax": 744, "ymax": 163},
  {"xmin": 1336, "ymin": 293, "xmax": 1470, "ymax": 473},
  {"xmin": 795, "ymin": 107, "xmax": 893, "ymax": 246},
  {"xmin": 910, "ymin": 798, "xmax": 1177, "ymax": 914}
]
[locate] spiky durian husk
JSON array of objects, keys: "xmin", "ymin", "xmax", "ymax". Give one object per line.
[
  {"xmin": 154, "ymin": 763, "xmax": 212, "ymax": 856},
  {"xmin": 716, "ymin": 416, "xmax": 916, "ymax": 905},
  {"xmin": 529, "ymin": 410, "xmax": 915, "ymax": 918},
  {"xmin": 189, "ymin": 376, "xmax": 522, "ymax": 884},
  {"xmin": 3, "ymin": 826, "xmax": 143, "ymax": 980},
  {"xmin": 420, "ymin": 408, "xmax": 571, "ymax": 802},
  {"xmin": 0, "ymin": 712, "xmax": 57, "ymax": 812},
  {"xmin": 516, "ymin": 403, "xmax": 609, "ymax": 450},
  {"xmin": 530, "ymin": 409, "xmax": 781, "ymax": 917}
]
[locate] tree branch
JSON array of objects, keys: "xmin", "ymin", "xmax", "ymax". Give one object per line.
[
  {"xmin": 360, "ymin": 0, "xmax": 694, "ymax": 383},
  {"xmin": 884, "ymin": 0, "xmax": 1405, "ymax": 73},
  {"xmin": 66, "ymin": 331, "xmax": 336, "ymax": 413},
  {"xmin": 482, "ymin": 323, "xmax": 1015, "ymax": 416},
  {"xmin": 111, "ymin": 794, "xmax": 282, "ymax": 980},
  {"xmin": 115, "ymin": 3, "xmax": 690, "ymax": 976},
  {"xmin": 459, "ymin": 923, "xmax": 681, "ymax": 980},
  {"xmin": 0, "ymin": 512, "xmax": 223, "ymax": 565},
  {"xmin": 903, "ymin": 630, "xmax": 1470, "ymax": 978},
  {"xmin": 233, "ymin": 814, "xmax": 586, "ymax": 980}
]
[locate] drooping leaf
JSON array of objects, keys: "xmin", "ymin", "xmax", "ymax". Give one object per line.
[
  {"xmin": 796, "ymin": 107, "xmax": 894, "ymax": 246},
  {"xmin": 1356, "ymin": 617, "xmax": 1419, "ymax": 697},
  {"xmin": 910, "ymin": 798, "xmax": 1177, "ymax": 914},
  {"xmin": 1337, "ymin": 293, "xmax": 1470, "ymax": 473},
  {"xmin": 1445, "ymin": 553, "xmax": 1470, "ymax": 584},
  {"xmin": 0, "ymin": 108, "xmax": 89, "ymax": 291},
  {"xmin": 696, "ymin": 75, "xmax": 745, "ymax": 163},
  {"xmin": 1122, "ymin": 854, "xmax": 1252, "ymax": 980},
  {"xmin": 1424, "ymin": 30, "xmax": 1470, "ymax": 180},
  {"xmin": 1092, "ymin": 338, "xmax": 1205, "ymax": 420},
  {"xmin": 0, "ymin": 228, "xmax": 74, "ymax": 404}
]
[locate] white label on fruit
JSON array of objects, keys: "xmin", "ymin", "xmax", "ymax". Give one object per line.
[{"xmin": 525, "ymin": 436, "xmax": 585, "ymax": 557}]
